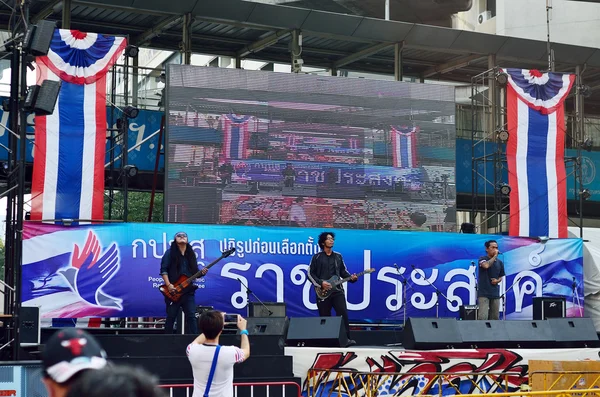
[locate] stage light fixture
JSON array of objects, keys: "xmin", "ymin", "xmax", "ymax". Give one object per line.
[
  {"xmin": 498, "ymin": 183, "xmax": 511, "ymax": 196},
  {"xmin": 460, "ymin": 222, "xmax": 476, "ymax": 234},
  {"xmin": 496, "ymin": 71, "xmax": 509, "ymax": 86},
  {"xmin": 580, "ymin": 189, "xmax": 591, "ymax": 201},
  {"xmin": 125, "ymin": 45, "xmax": 139, "ymax": 58},
  {"xmin": 496, "ymin": 128, "xmax": 509, "ymax": 143},
  {"xmin": 582, "ymin": 138, "xmax": 593, "ymax": 152},
  {"xmin": 123, "ymin": 164, "xmax": 138, "ymax": 178},
  {"xmin": 123, "ymin": 105, "xmax": 139, "ymax": 119},
  {"xmin": 580, "ymin": 85, "xmax": 592, "ymax": 98}
]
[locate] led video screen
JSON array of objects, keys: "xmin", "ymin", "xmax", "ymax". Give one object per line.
[{"xmin": 165, "ymin": 65, "xmax": 456, "ymax": 231}]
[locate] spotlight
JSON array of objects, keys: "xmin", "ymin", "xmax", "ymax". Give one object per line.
[
  {"xmin": 580, "ymin": 85, "xmax": 592, "ymax": 99},
  {"xmin": 582, "ymin": 138, "xmax": 593, "ymax": 152},
  {"xmin": 580, "ymin": 189, "xmax": 591, "ymax": 201},
  {"xmin": 124, "ymin": 45, "xmax": 139, "ymax": 58},
  {"xmin": 496, "ymin": 128, "xmax": 509, "ymax": 143},
  {"xmin": 460, "ymin": 222, "xmax": 476, "ymax": 234},
  {"xmin": 498, "ymin": 183, "xmax": 511, "ymax": 196},
  {"xmin": 123, "ymin": 164, "xmax": 138, "ymax": 178},
  {"xmin": 496, "ymin": 71, "xmax": 509, "ymax": 86},
  {"xmin": 123, "ymin": 105, "xmax": 139, "ymax": 119}
]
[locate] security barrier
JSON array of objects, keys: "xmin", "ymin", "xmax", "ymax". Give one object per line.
[
  {"xmin": 530, "ymin": 371, "xmax": 600, "ymax": 392},
  {"xmin": 159, "ymin": 381, "xmax": 302, "ymax": 397}
]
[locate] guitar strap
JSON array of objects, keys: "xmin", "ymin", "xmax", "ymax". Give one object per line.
[{"xmin": 204, "ymin": 345, "xmax": 221, "ymax": 397}]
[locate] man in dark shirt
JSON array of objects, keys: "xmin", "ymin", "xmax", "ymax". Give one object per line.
[
  {"xmin": 309, "ymin": 231, "xmax": 358, "ymax": 347},
  {"xmin": 160, "ymin": 231, "xmax": 208, "ymax": 334},
  {"xmin": 477, "ymin": 239, "xmax": 505, "ymax": 320}
]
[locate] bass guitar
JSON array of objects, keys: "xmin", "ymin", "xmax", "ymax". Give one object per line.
[
  {"xmin": 314, "ymin": 268, "xmax": 375, "ymax": 301},
  {"xmin": 159, "ymin": 247, "xmax": 236, "ymax": 302}
]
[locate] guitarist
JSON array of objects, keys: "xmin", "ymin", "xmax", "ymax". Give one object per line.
[
  {"xmin": 160, "ymin": 231, "xmax": 208, "ymax": 334},
  {"xmin": 309, "ymin": 231, "xmax": 358, "ymax": 347}
]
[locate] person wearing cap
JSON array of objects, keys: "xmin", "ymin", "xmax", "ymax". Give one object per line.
[
  {"xmin": 41, "ymin": 328, "xmax": 108, "ymax": 397},
  {"xmin": 187, "ymin": 310, "xmax": 250, "ymax": 397},
  {"xmin": 160, "ymin": 231, "xmax": 208, "ymax": 334}
]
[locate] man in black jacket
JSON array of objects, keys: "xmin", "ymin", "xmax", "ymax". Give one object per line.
[
  {"xmin": 160, "ymin": 231, "xmax": 208, "ymax": 334},
  {"xmin": 309, "ymin": 231, "xmax": 358, "ymax": 347}
]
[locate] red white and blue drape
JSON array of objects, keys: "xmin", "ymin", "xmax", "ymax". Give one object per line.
[
  {"xmin": 222, "ymin": 114, "xmax": 251, "ymax": 160},
  {"xmin": 504, "ymin": 68, "xmax": 575, "ymax": 238},
  {"xmin": 31, "ymin": 30, "xmax": 126, "ymax": 222},
  {"xmin": 391, "ymin": 125, "xmax": 418, "ymax": 168}
]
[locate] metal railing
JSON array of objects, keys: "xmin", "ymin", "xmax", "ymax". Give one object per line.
[
  {"xmin": 159, "ymin": 381, "xmax": 302, "ymax": 397},
  {"xmin": 530, "ymin": 371, "xmax": 600, "ymax": 392}
]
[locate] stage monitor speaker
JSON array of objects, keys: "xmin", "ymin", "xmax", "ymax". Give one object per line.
[
  {"xmin": 403, "ymin": 318, "xmax": 462, "ymax": 350},
  {"xmin": 20, "ymin": 306, "xmax": 40, "ymax": 345},
  {"xmin": 248, "ymin": 302, "xmax": 286, "ymax": 318},
  {"xmin": 457, "ymin": 320, "xmax": 509, "ymax": 348},
  {"xmin": 34, "ymin": 80, "xmax": 61, "ymax": 116},
  {"xmin": 548, "ymin": 318, "xmax": 599, "ymax": 347},
  {"xmin": 247, "ymin": 317, "xmax": 289, "ymax": 336},
  {"xmin": 533, "ymin": 297, "xmax": 566, "ymax": 320},
  {"xmin": 286, "ymin": 317, "xmax": 347, "ymax": 347},
  {"xmin": 504, "ymin": 320, "xmax": 554, "ymax": 348},
  {"xmin": 459, "ymin": 305, "xmax": 478, "ymax": 320}
]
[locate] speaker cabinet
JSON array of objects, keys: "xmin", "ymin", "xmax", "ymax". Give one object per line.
[
  {"xmin": 286, "ymin": 317, "xmax": 347, "ymax": 347},
  {"xmin": 247, "ymin": 317, "xmax": 289, "ymax": 336},
  {"xmin": 20, "ymin": 306, "xmax": 40, "ymax": 345},
  {"xmin": 504, "ymin": 320, "xmax": 554, "ymax": 348},
  {"xmin": 459, "ymin": 305, "xmax": 478, "ymax": 320},
  {"xmin": 533, "ymin": 297, "xmax": 566, "ymax": 320},
  {"xmin": 248, "ymin": 302, "xmax": 286, "ymax": 318},
  {"xmin": 403, "ymin": 318, "xmax": 462, "ymax": 350},
  {"xmin": 457, "ymin": 320, "xmax": 508, "ymax": 348},
  {"xmin": 548, "ymin": 318, "xmax": 599, "ymax": 347}
]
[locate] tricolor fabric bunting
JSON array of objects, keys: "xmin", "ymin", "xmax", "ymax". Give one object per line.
[
  {"xmin": 31, "ymin": 30, "xmax": 127, "ymax": 223},
  {"xmin": 221, "ymin": 114, "xmax": 252, "ymax": 160},
  {"xmin": 391, "ymin": 125, "xmax": 418, "ymax": 168},
  {"xmin": 503, "ymin": 68, "xmax": 575, "ymax": 238}
]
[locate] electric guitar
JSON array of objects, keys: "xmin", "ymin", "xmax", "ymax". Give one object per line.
[
  {"xmin": 159, "ymin": 247, "xmax": 236, "ymax": 302},
  {"xmin": 313, "ymin": 268, "xmax": 375, "ymax": 301}
]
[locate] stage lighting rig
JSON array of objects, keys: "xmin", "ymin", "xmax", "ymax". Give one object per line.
[
  {"xmin": 496, "ymin": 128, "xmax": 509, "ymax": 143},
  {"xmin": 496, "ymin": 71, "xmax": 509, "ymax": 86},
  {"xmin": 123, "ymin": 165, "xmax": 138, "ymax": 178},
  {"xmin": 498, "ymin": 183, "xmax": 511, "ymax": 196},
  {"xmin": 580, "ymin": 189, "xmax": 592, "ymax": 201},
  {"xmin": 125, "ymin": 45, "xmax": 139, "ymax": 58},
  {"xmin": 582, "ymin": 138, "xmax": 593, "ymax": 152}
]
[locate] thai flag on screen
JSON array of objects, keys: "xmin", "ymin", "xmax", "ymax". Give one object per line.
[
  {"xmin": 30, "ymin": 30, "xmax": 126, "ymax": 223},
  {"xmin": 222, "ymin": 114, "xmax": 251, "ymax": 160},
  {"xmin": 391, "ymin": 126, "xmax": 418, "ymax": 168},
  {"xmin": 504, "ymin": 68, "xmax": 575, "ymax": 238}
]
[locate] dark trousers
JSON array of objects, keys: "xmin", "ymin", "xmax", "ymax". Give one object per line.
[
  {"xmin": 316, "ymin": 292, "xmax": 351, "ymax": 338},
  {"xmin": 164, "ymin": 292, "xmax": 198, "ymax": 334}
]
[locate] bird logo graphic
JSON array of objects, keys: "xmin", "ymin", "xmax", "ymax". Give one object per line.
[{"xmin": 59, "ymin": 231, "xmax": 123, "ymax": 310}]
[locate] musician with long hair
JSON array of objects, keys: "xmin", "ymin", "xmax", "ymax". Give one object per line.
[
  {"xmin": 309, "ymin": 231, "xmax": 358, "ymax": 347},
  {"xmin": 160, "ymin": 231, "xmax": 208, "ymax": 334}
]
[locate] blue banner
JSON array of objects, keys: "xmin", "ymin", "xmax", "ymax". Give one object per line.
[
  {"xmin": 22, "ymin": 222, "xmax": 583, "ymax": 320},
  {"xmin": 0, "ymin": 99, "xmax": 164, "ymax": 172}
]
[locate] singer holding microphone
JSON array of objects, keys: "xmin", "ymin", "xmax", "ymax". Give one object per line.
[{"xmin": 477, "ymin": 240, "xmax": 505, "ymax": 320}]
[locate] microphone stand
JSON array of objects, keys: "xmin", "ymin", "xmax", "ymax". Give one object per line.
[
  {"xmin": 500, "ymin": 276, "xmax": 521, "ymax": 320},
  {"xmin": 572, "ymin": 277, "xmax": 583, "ymax": 317},
  {"xmin": 236, "ymin": 278, "xmax": 273, "ymax": 317},
  {"xmin": 412, "ymin": 265, "xmax": 452, "ymax": 319},
  {"xmin": 394, "ymin": 264, "xmax": 413, "ymax": 327}
]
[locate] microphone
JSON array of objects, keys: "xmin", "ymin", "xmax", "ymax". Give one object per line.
[
  {"xmin": 471, "ymin": 260, "xmax": 475, "ymax": 265},
  {"xmin": 394, "ymin": 263, "xmax": 400, "ymax": 270}
]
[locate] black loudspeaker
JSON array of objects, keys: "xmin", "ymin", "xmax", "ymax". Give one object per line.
[
  {"xmin": 247, "ymin": 317, "xmax": 289, "ymax": 336},
  {"xmin": 548, "ymin": 318, "xmax": 600, "ymax": 347},
  {"xmin": 25, "ymin": 20, "xmax": 55, "ymax": 56},
  {"xmin": 248, "ymin": 302, "xmax": 286, "ymax": 318},
  {"xmin": 504, "ymin": 320, "xmax": 554, "ymax": 348},
  {"xmin": 459, "ymin": 305, "xmax": 478, "ymax": 320},
  {"xmin": 286, "ymin": 317, "xmax": 347, "ymax": 347},
  {"xmin": 34, "ymin": 80, "xmax": 61, "ymax": 116},
  {"xmin": 403, "ymin": 318, "xmax": 462, "ymax": 350},
  {"xmin": 20, "ymin": 306, "xmax": 40, "ymax": 345},
  {"xmin": 457, "ymin": 320, "xmax": 509, "ymax": 348},
  {"xmin": 533, "ymin": 297, "xmax": 566, "ymax": 320}
]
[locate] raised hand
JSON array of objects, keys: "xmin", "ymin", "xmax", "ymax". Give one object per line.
[{"xmin": 74, "ymin": 242, "xmax": 120, "ymax": 306}]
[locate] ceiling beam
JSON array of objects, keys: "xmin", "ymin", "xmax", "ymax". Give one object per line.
[
  {"xmin": 235, "ymin": 29, "xmax": 292, "ymax": 58},
  {"xmin": 332, "ymin": 42, "xmax": 393, "ymax": 68},
  {"xmin": 422, "ymin": 54, "xmax": 486, "ymax": 78},
  {"xmin": 31, "ymin": 0, "xmax": 62, "ymax": 24},
  {"xmin": 133, "ymin": 15, "xmax": 183, "ymax": 46}
]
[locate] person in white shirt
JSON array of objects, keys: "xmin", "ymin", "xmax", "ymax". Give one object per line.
[{"xmin": 187, "ymin": 310, "xmax": 250, "ymax": 397}]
